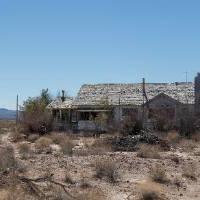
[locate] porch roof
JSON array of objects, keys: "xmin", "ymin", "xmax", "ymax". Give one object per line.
[{"xmin": 46, "ymin": 97, "xmax": 73, "ymax": 109}]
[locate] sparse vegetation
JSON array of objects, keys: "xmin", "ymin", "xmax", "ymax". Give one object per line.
[
  {"xmin": 18, "ymin": 143, "xmax": 32, "ymax": 159},
  {"xmin": 95, "ymin": 159, "xmax": 118, "ymax": 183},
  {"xmin": 60, "ymin": 138, "xmax": 74, "ymax": 155},
  {"xmin": 183, "ymin": 163, "xmax": 197, "ymax": 181},
  {"xmin": 64, "ymin": 172, "xmax": 74, "ymax": 184},
  {"xmin": 77, "ymin": 188, "xmax": 105, "ymax": 200},
  {"xmin": 137, "ymin": 144, "xmax": 161, "ymax": 159},
  {"xmin": 22, "ymin": 89, "xmax": 53, "ymax": 134},
  {"xmin": 35, "ymin": 137, "xmax": 53, "ymax": 153},
  {"xmin": 139, "ymin": 181, "xmax": 163, "ymax": 200},
  {"xmin": 10, "ymin": 131, "xmax": 24, "ymax": 143},
  {"xmin": 150, "ymin": 164, "xmax": 168, "ymax": 184},
  {"xmin": 27, "ymin": 134, "xmax": 40, "ymax": 143},
  {"xmin": 0, "ymin": 145, "xmax": 17, "ymax": 172}
]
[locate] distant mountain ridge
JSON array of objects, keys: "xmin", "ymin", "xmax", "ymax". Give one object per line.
[{"xmin": 0, "ymin": 108, "xmax": 16, "ymax": 120}]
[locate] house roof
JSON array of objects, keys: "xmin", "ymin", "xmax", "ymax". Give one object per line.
[
  {"xmin": 72, "ymin": 82, "xmax": 195, "ymax": 107},
  {"xmin": 46, "ymin": 97, "xmax": 73, "ymax": 109}
]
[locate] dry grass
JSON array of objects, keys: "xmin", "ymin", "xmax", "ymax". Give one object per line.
[
  {"xmin": 173, "ymin": 176, "xmax": 183, "ymax": 188},
  {"xmin": 77, "ymin": 188, "xmax": 106, "ymax": 200},
  {"xmin": 167, "ymin": 131, "xmax": 180, "ymax": 144},
  {"xmin": 51, "ymin": 132, "xmax": 67, "ymax": 144},
  {"xmin": 183, "ymin": 163, "xmax": 197, "ymax": 181},
  {"xmin": 191, "ymin": 133, "xmax": 200, "ymax": 142},
  {"xmin": 76, "ymin": 138, "xmax": 112, "ymax": 156},
  {"xmin": 18, "ymin": 143, "xmax": 32, "ymax": 159},
  {"xmin": 64, "ymin": 172, "xmax": 74, "ymax": 184},
  {"xmin": 27, "ymin": 134, "xmax": 39, "ymax": 143},
  {"xmin": 35, "ymin": 137, "xmax": 53, "ymax": 153},
  {"xmin": 10, "ymin": 131, "xmax": 24, "ymax": 143},
  {"xmin": 60, "ymin": 138, "xmax": 74, "ymax": 156},
  {"xmin": 150, "ymin": 164, "xmax": 168, "ymax": 184},
  {"xmin": 178, "ymin": 139, "xmax": 197, "ymax": 152},
  {"xmin": 137, "ymin": 144, "xmax": 161, "ymax": 159},
  {"xmin": 95, "ymin": 159, "xmax": 118, "ymax": 183},
  {"xmin": 0, "ymin": 120, "xmax": 16, "ymax": 130},
  {"xmin": 0, "ymin": 145, "xmax": 17, "ymax": 172},
  {"xmin": 138, "ymin": 180, "xmax": 164, "ymax": 200}
]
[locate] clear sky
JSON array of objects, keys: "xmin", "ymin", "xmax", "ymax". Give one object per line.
[{"xmin": 0, "ymin": 0, "xmax": 200, "ymax": 109}]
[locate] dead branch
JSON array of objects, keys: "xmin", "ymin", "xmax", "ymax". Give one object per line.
[{"xmin": 17, "ymin": 174, "xmax": 77, "ymax": 200}]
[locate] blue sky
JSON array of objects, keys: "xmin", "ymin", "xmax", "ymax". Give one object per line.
[{"xmin": 0, "ymin": 0, "xmax": 200, "ymax": 109}]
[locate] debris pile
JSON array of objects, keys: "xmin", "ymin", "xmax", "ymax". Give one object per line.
[{"xmin": 110, "ymin": 132, "xmax": 170, "ymax": 152}]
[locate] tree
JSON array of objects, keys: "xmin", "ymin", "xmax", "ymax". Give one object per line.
[{"xmin": 22, "ymin": 89, "xmax": 53, "ymax": 134}]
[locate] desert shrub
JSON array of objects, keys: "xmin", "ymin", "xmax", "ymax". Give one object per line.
[
  {"xmin": 80, "ymin": 178, "xmax": 91, "ymax": 189},
  {"xmin": 95, "ymin": 159, "xmax": 118, "ymax": 183},
  {"xmin": 167, "ymin": 131, "xmax": 180, "ymax": 144},
  {"xmin": 21, "ymin": 89, "xmax": 53, "ymax": 134},
  {"xmin": 137, "ymin": 144, "xmax": 161, "ymax": 159},
  {"xmin": 64, "ymin": 172, "xmax": 74, "ymax": 184},
  {"xmin": 173, "ymin": 176, "xmax": 183, "ymax": 188},
  {"xmin": 10, "ymin": 131, "xmax": 24, "ymax": 143},
  {"xmin": 139, "ymin": 181, "xmax": 163, "ymax": 200},
  {"xmin": 170, "ymin": 155, "xmax": 180, "ymax": 164},
  {"xmin": 121, "ymin": 115, "xmax": 143, "ymax": 136},
  {"xmin": 178, "ymin": 109, "xmax": 197, "ymax": 138},
  {"xmin": 18, "ymin": 143, "xmax": 31, "ymax": 159},
  {"xmin": 150, "ymin": 164, "xmax": 168, "ymax": 184},
  {"xmin": 51, "ymin": 133, "xmax": 67, "ymax": 144},
  {"xmin": 183, "ymin": 163, "xmax": 197, "ymax": 181},
  {"xmin": 60, "ymin": 138, "xmax": 74, "ymax": 156},
  {"xmin": 191, "ymin": 132, "xmax": 200, "ymax": 142},
  {"xmin": 77, "ymin": 188, "xmax": 105, "ymax": 200},
  {"xmin": 27, "ymin": 134, "xmax": 40, "ymax": 143},
  {"xmin": 35, "ymin": 137, "xmax": 53, "ymax": 153},
  {"xmin": 178, "ymin": 139, "xmax": 197, "ymax": 152},
  {"xmin": 0, "ymin": 146, "xmax": 17, "ymax": 172}
]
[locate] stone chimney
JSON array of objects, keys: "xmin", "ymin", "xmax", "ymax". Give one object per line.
[{"xmin": 195, "ymin": 73, "xmax": 200, "ymax": 113}]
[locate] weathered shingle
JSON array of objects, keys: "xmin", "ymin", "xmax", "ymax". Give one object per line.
[
  {"xmin": 73, "ymin": 82, "xmax": 194, "ymax": 106},
  {"xmin": 47, "ymin": 97, "xmax": 73, "ymax": 109}
]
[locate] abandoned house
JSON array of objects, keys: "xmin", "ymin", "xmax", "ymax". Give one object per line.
[{"xmin": 47, "ymin": 73, "xmax": 200, "ymax": 131}]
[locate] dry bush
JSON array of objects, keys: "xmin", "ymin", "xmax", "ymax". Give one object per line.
[
  {"xmin": 27, "ymin": 134, "xmax": 39, "ymax": 143},
  {"xmin": 191, "ymin": 133, "xmax": 200, "ymax": 142},
  {"xmin": 167, "ymin": 131, "xmax": 180, "ymax": 144},
  {"xmin": 60, "ymin": 138, "xmax": 74, "ymax": 156},
  {"xmin": 95, "ymin": 159, "xmax": 118, "ymax": 183},
  {"xmin": 150, "ymin": 164, "xmax": 168, "ymax": 184},
  {"xmin": 18, "ymin": 143, "xmax": 32, "ymax": 159},
  {"xmin": 35, "ymin": 137, "xmax": 53, "ymax": 153},
  {"xmin": 170, "ymin": 155, "xmax": 180, "ymax": 165},
  {"xmin": 173, "ymin": 176, "xmax": 183, "ymax": 188},
  {"xmin": 77, "ymin": 138, "xmax": 112, "ymax": 156},
  {"xmin": 64, "ymin": 172, "xmax": 74, "ymax": 184},
  {"xmin": 0, "ymin": 120, "xmax": 16, "ymax": 130},
  {"xmin": 10, "ymin": 131, "xmax": 25, "ymax": 143},
  {"xmin": 183, "ymin": 163, "xmax": 197, "ymax": 181},
  {"xmin": 77, "ymin": 188, "xmax": 105, "ymax": 200},
  {"xmin": 138, "ymin": 180, "xmax": 164, "ymax": 200},
  {"xmin": 137, "ymin": 144, "xmax": 161, "ymax": 159},
  {"xmin": 0, "ymin": 146, "xmax": 17, "ymax": 172},
  {"xmin": 80, "ymin": 178, "xmax": 91, "ymax": 189},
  {"xmin": 178, "ymin": 139, "xmax": 197, "ymax": 152},
  {"xmin": 50, "ymin": 132, "xmax": 71, "ymax": 145}
]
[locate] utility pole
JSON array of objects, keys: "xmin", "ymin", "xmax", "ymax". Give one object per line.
[{"xmin": 16, "ymin": 95, "xmax": 19, "ymax": 125}]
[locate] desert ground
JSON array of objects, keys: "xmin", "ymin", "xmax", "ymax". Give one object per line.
[{"xmin": 0, "ymin": 120, "xmax": 200, "ymax": 200}]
